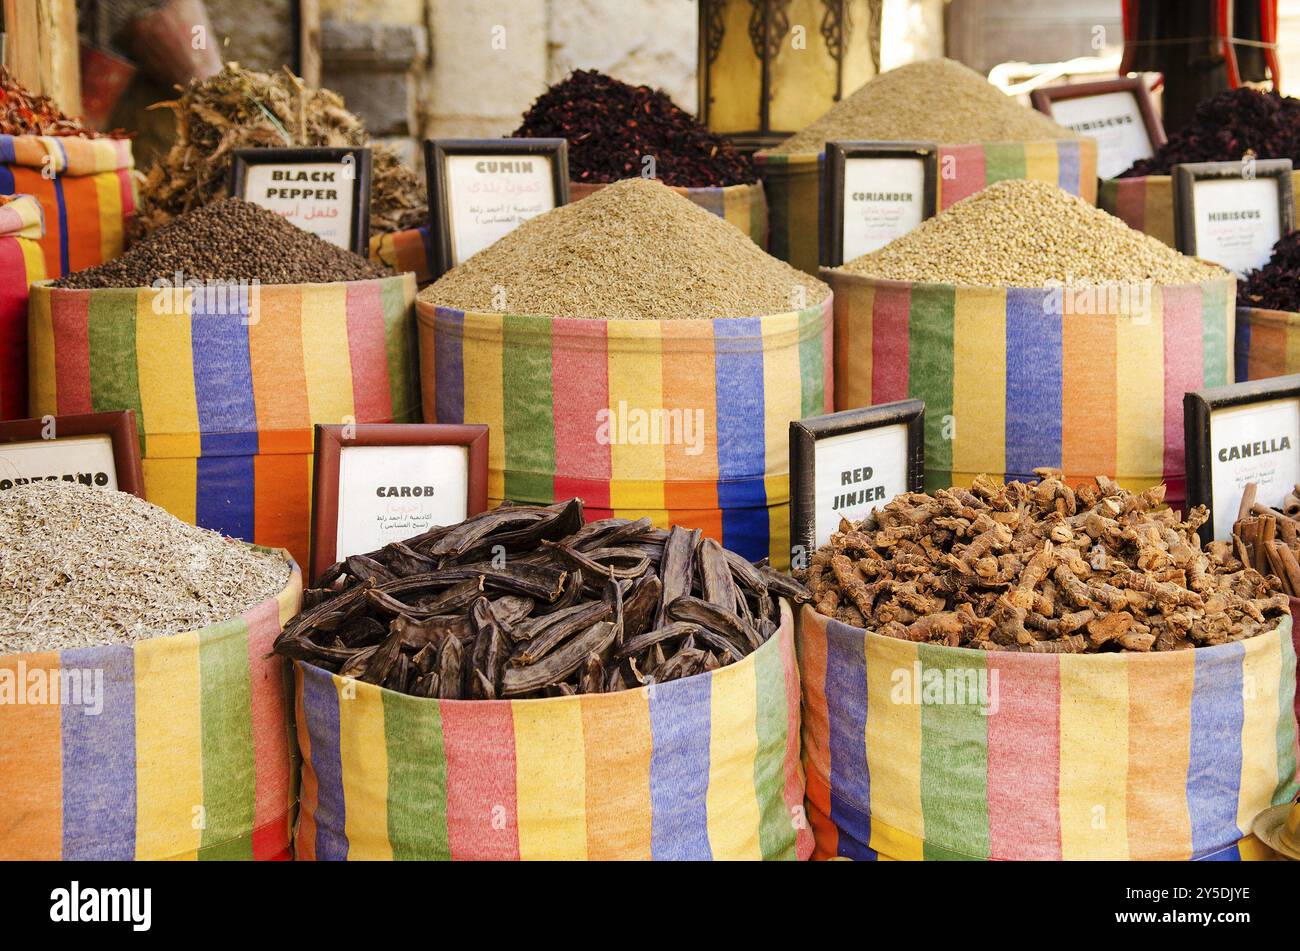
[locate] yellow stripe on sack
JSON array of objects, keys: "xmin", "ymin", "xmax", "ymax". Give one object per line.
[
  {"xmin": 513, "ymin": 696, "xmax": 588, "ymax": 860},
  {"xmin": 19, "ymin": 235, "xmax": 45, "ymax": 281},
  {"xmin": 142, "ymin": 457, "xmax": 197, "ymax": 525},
  {"xmin": 335, "ymin": 678, "xmax": 392, "ymax": 860},
  {"xmin": 766, "ymin": 482, "xmax": 790, "ymax": 568},
  {"xmin": 866, "ymin": 635, "xmax": 924, "ymax": 858},
  {"xmin": 1237, "ymin": 635, "xmax": 1283, "ymax": 835},
  {"xmin": 27, "ymin": 285, "xmax": 55, "ymax": 413},
  {"xmin": 462, "ymin": 312, "xmax": 505, "ymax": 503},
  {"xmin": 706, "ymin": 657, "xmax": 763, "ymax": 859},
  {"xmin": 1023, "ymin": 140, "xmax": 1059, "ymax": 191},
  {"xmin": 1115, "ymin": 285, "xmax": 1164, "ymax": 484},
  {"xmin": 133, "ymin": 631, "xmax": 203, "ymax": 861},
  {"xmin": 94, "ymin": 170, "xmax": 124, "ymax": 264},
  {"xmin": 762, "ymin": 311, "xmax": 801, "ymax": 480},
  {"xmin": 301, "ymin": 282, "xmax": 355, "ymax": 426},
  {"xmin": 1059, "ymin": 655, "xmax": 1129, "ymax": 859},
  {"xmin": 951, "ymin": 286, "xmax": 1007, "ymax": 475},
  {"xmin": 135, "ymin": 287, "xmax": 201, "ymax": 458},
  {"xmin": 607, "ymin": 321, "xmax": 665, "ymax": 511}
]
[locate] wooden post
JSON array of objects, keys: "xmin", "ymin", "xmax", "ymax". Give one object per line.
[
  {"xmin": 3, "ymin": 0, "xmax": 81, "ymax": 114},
  {"xmin": 299, "ymin": 0, "xmax": 321, "ymax": 87}
]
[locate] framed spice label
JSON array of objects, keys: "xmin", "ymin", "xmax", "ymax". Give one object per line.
[
  {"xmin": 1030, "ymin": 77, "xmax": 1165, "ymax": 180},
  {"xmin": 790, "ymin": 399, "xmax": 925, "ymax": 564},
  {"xmin": 1185, "ymin": 375, "xmax": 1300, "ymax": 542},
  {"xmin": 425, "ymin": 137, "xmax": 569, "ymax": 278},
  {"xmin": 0, "ymin": 410, "xmax": 144, "ymax": 497},
  {"xmin": 1173, "ymin": 158, "xmax": 1295, "ymax": 277},
  {"xmin": 230, "ymin": 146, "xmax": 372, "ymax": 255},
  {"xmin": 310, "ymin": 422, "xmax": 489, "ymax": 583},
  {"xmin": 822, "ymin": 141, "xmax": 937, "ymax": 267}
]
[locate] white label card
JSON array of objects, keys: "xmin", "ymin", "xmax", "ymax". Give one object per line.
[
  {"xmin": 335, "ymin": 444, "xmax": 470, "ymax": 560},
  {"xmin": 1049, "ymin": 91, "xmax": 1154, "ymax": 179},
  {"xmin": 812, "ymin": 423, "xmax": 909, "ymax": 548},
  {"xmin": 445, "ymin": 154, "xmax": 556, "ymax": 264},
  {"xmin": 841, "ymin": 157, "xmax": 927, "ymax": 260},
  {"xmin": 1191, "ymin": 177, "xmax": 1282, "ymax": 277},
  {"xmin": 242, "ymin": 161, "xmax": 356, "ymax": 249},
  {"xmin": 0, "ymin": 434, "xmax": 118, "ymax": 491},
  {"xmin": 1208, "ymin": 397, "xmax": 1300, "ymax": 540}
]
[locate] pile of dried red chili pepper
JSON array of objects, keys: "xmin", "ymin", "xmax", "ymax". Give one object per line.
[{"xmin": 0, "ymin": 67, "xmax": 112, "ymax": 137}]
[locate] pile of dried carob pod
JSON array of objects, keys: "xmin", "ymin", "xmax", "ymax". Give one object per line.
[
  {"xmin": 798, "ymin": 471, "xmax": 1289, "ymax": 653},
  {"xmin": 1229, "ymin": 481, "xmax": 1300, "ymax": 597},
  {"xmin": 274, "ymin": 499, "xmax": 808, "ymax": 698}
]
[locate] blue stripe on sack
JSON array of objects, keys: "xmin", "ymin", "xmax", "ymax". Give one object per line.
[
  {"xmin": 648, "ymin": 672, "xmax": 713, "ymax": 860},
  {"xmin": 1057, "ymin": 140, "xmax": 1080, "ymax": 194},
  {"xmin": 713, "ymin": 317, "xmax": 767, "ymax": 508},
  {"xmin": 0, "ymin": 135, "xmax": 16, "ymax": 164},
  {"xmin": 434, "ymin": 307, "xmax": 464, "ymax": 424},
  {"xmin": 0, "ymin": 163, "xmax": 14, "ymax": 194},
  {"xmin": 195, "ymin": 454, "xmax": 256, "ymax": 543},
  {"xmin": 59, "ymin": 645, "xmax": 136, "ymax": 860},
  {"xmin": 721, "ymin": 501, "xmax": 770, "ymax": 562},
  {"xmin": 1198, "ymin": 842, "xmax": 1242, "ymax": 861},
  {"xmin": 301, "ymin": 664, "xmax": 348, "ymax": 860},
  {"xmin": 52, "ymin": 175, "xmax": 68, "ymax": 276},
  {"xmin": 1187, "ymin": 642, "xmax": 1246, "ymax": 857},
  {"xmin": 1234, "ymin": 316, "xmax": 1251, "ymax": 383},
  {"xmin": 1005, "ymin": 287, "xmax": 1062, "ymax": 477},
  {"xmin": 826, "ymin": 618, "xmax": 875, "ymax": 860},
  {"xmin": 190, "ymin": 307, "xmax": 259, "ymax": 455}
]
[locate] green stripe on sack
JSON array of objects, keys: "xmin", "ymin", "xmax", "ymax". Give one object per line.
[
  {"xmin": 918, "ymin": 644, "xmax": 989, "ymax": 860},
  {"xmin": 1201, "ymin": 282, "xmax": 1229, "ymax": 386},
  {"xmin": 87, "ymin": 290, "xmax": 144, "ymax": 453},
  {"xmin": 383, "ymin": 690, "xmax": 450, "ymax": 859},
  {"xmin": 797, "ymin": 306, "xmax": 825, "ymax": 418},
  {"xmin": 1097, "ymin": 177, "xmax": 1119, "ymax": 215},
  {"xmin": 382, "ymin": 277, "xmax": 419, "ymax": 421},
  {"xmin": 982, "ymin": 143, "xmax": 1027, "ymax": 187},
  {"xmin": 503, "ymin": 314, "xmax": 554, "ymax": 502},
  {"xmin": 197, "ymin": 617, "xmax": 257, "ymax": 860},
  {"xmin": 908, "ymin": 285, "xmax": 954, "ymax": 490},
  {"xmin": 752, "ymin": 637, "xmax": 794, "ymax": 860}
]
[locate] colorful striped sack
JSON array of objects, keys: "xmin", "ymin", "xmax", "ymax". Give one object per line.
[
  {"xmin": 1102, "ymin": 171, "xmax": 1300, "ymax": 247},
  {"xmin": 825, "ymin": 271, "xmax": 1237, "ymax": 508},
  {"xmin": 0, "ymin": 552, "xmax": 302, "ymax": 861},
  {"xmin": 0, "ymin": 134, "xmax": 134, "ymax": 278},
  {"xmin": 1234, "ymin": 306, "xmax": 1300, "ymax": 382},
  {"xmin": 0, "ymin": 194, "xmax": 46, "ymax": 419},
  {"xmin": 28, "ymin": 275, "xmax": 420, "ymax": 569},
  {"xmin": 417, "ymin": 297, "xmax": 833, "ymax": 569},
  {"xmin": 370, "ymin": 225, "xmax": 432, "ymax": 285},
  {"xmin": 757, "ymin": 139, "xmax": 1098, "ymax": 276},
  {"xmin": 293, "ymin": 602, "xmax": 811, "ymax": 860},
  {"xmin": 798, "ymin": 604, "xmax": 1299, "ymax": 861},
  {"xmin": 570, "ymin": 180, "xmax": 768, "ymax": 249}
]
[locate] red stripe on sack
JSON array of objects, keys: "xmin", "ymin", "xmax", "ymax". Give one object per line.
[
  {"xmin": 1114, "ymin": 177, "xmax": 1147, "ymax": 233},
  {"xmin": 871, "ymin": 282, "xmax": 911, "ymax": 404},
  {"xmin": 1161, "ymin": 285, "xmax": 1204, "ymax": 504},
  {"xmin": 51, "ymin": 289, "xmax": 91, "ymax": 413},
  {"xmin": 551, "ymin": 317, "xmax": 611, "ymax": 509},
  {"xmin": 937, "ymin": 144, "xmax": 986, "ymax": 208},
  {"xmin": 244, "ymin": 595, "xmax": 291, "ymax": 853},
  {"xmin": 779, "ymin": 615, "xmax": 814, "ymax": 858},
  {"xmin": 345, "ymin": 280, "xmax": 393, "ymax": 422},
  {"xmin": 440, "ymin": 700, "xmax": 521, "ymax": 860},
  {"xmin": 292, "ymin": 664, "xmax": 318, "ymax": 861}
]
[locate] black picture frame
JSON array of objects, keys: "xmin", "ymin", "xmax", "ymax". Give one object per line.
[
  {"xmin": 1030, "ymin": 77, "xmax": 1167, "ymax": 175},
  {"xmin": 822, "ymin": 141, "xmax": 938, "ymax": 267},
  {"xmin": 1172, "ymin": 158, "xmax": 1295, "ymax": 270},
  {"xmin": 229, "ymin": 146, "xmax": 373, "ymax": 256},
  {"xmin": 789, "ymin": 399, "xmax": 925, "ymax": 563},
  {"xmin": 424, "ymin": 137, "xmax": 570, "ymax": 279},
  {"xmin": 1184, "ymin": 374, "xmax": 1300, "ymax": 543}
]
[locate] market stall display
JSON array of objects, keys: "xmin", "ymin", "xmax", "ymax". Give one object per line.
[
  {"xmin": 513, "ymin": 70, "xmax": 766, "ymax": 246},
  {"xmin": 418, "ymin": 177, "xmax": 831, "ymax": 565},
  {"xmin": 29, "ymin": 198, "xmax": 419, "ymax": 568},
  {"xmin": 797, "ymin": 474, "xmax": 1298, "ymax": 860},
  {"xmin": 281, "ymin": 500, "xmax": 812, "ymax": 860},
  {"xmin": 824, "ymin": 179, "xmax": 1233, "ymax": 504},
  {"xmin": 0, "ymin": 194, "xmax": 45, "ymax": 420},
  {"xmin": 0, "ymin": 481, "xmax": 302, "ymax": 860},
  {"xmin": 756, "ymin": 58, "xmax": 1096, "ymax": 274},
  {"xmin": 1102, "ymin": 87, "xmax": 1300, "ymax": 245}
]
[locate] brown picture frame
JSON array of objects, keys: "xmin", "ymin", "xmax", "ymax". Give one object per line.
[
  {"xmin": 1173, "ymin": 158, "xmax": 1295, "ymax": 273},
  {"xmin": 309, "ymin": 422, "xmax": 489, "ymax": 584},
  {"xmin": 822, "ymin": 141, "xmax": 938, "ymax": 267},
  {"xmin": 424, "ymin": 137, "xmax": 569, "ymax": 279},
  {"xmin": 1030, "ymin": 77, "xmax": 1166, "ymax": 165},
  {"xmin": 0, "ymin": 410, "xmax": 144, "ymax": 497}
]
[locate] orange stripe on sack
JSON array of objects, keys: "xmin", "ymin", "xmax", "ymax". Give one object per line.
[
  {"xmin": 0, "ymin": 652, "xmax": 63, "ymax": 858},
  {"xmin": 580, "ymin": 691, "xmax": 653, "ymax": 860}
]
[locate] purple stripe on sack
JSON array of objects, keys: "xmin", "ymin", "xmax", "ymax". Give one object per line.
[
  {"xmin": 713, "ymin": 317, "xmax": 767, "ymax": 505},
  {"xmin": 1057, "ymin": 140, "xmax": 1080, "ymax": 194},
  {"xmin": 59, "ymin": 645, "xmax": 136, "ymax": 860},
  {"xmin": 191, "ymin": 310, "xmax": 259, "ymax": 455},
  {"xmin": 0, "ymin": 164, "xmax": 14, "ymax": 195},
  {"xmin": 196, "ymin": 454, "xmax": 255, "ymax": 543},
  {"xmin": 434, "ymin": 307, "xmax": 464, "ymax": 424},
  {"xmin": 300, "ymin": 664, "xmax": 348, "ymax": 860},
  {"xmin": 649, "ymin": 674, "xmax": 713, "ymax": 860},
  {"xmin": 1004, "ymin": 287, "xmax": 1062, "ymax": 478},
  {"xmin": 1187, "ymin": 642, "xmax": 1246, "ymax": 857},
  {"xmin": 53, "ymin": 176, "xmax": 68, "ymax": 276},
  {"xmin": 825, "ymin": 617, "xmax": 875, "ymax": 860},
  {"xmin": 0, "ymin": 135, "xmax": 15, "ymax": 164}
]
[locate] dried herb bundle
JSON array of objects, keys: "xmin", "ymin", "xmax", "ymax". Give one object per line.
[
  {"xmin": 274, "ymin": 500, "xmax": 808, "ymax": 698},
  {"xmin": 1227, "ymin": 481, "xmax": 1300, "ymax": 596},
  {"xmin": 132, "ymin": 63, "xmax": 426, "ymax": 240},
  {"xmin": 798, "ymin": 472, "xmax": 1288, "ymax": 653}
]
